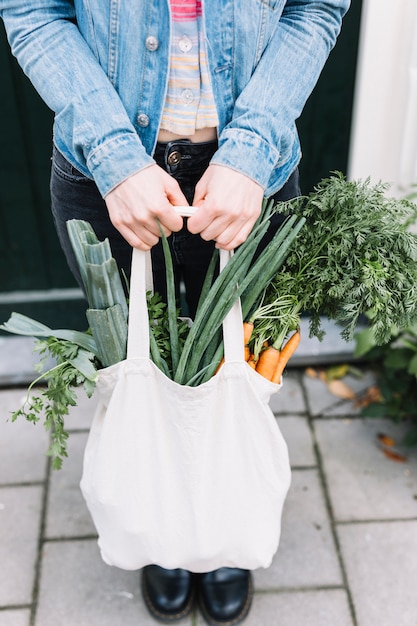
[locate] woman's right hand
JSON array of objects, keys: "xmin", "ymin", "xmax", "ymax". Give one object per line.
[{"xmin": 104, "ymin": 164, "xmax": 187, "ymax": 250}]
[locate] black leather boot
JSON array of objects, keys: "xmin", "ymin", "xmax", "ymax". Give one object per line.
[
  {"xmin": 141, "ymin": 565, "xmax": 195, "ymax": 622},
  {"xmin": 198, "ymin": 568, "xmax": 253, "ymax": 625}
]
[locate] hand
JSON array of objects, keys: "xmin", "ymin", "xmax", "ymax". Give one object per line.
[
  {"xmin": 104, "ymin": 165, "xmax": 187, "ymax": 250},
  {"xmin": 188, "ymin": 165, "xmax": 264, "ymax": 250}
]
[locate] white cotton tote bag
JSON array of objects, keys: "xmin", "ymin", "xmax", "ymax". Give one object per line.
[{"xmin": 80, "ymin": 239, "xmax": 291, "ymax": 573}]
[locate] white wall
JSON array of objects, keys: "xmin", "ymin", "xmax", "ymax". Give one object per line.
[{"xmin": 348, "ymin": 0, "xmax": 417, "ymax": 197}]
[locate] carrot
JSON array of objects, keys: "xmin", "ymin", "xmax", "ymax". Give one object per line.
[
  {"xmin": 247, "ymin": 354, "xmax": 258, "ymax": 369},
  {"xmin": 255, "ymin": 345, "xmax": 280, "ymax": 380},
  {"xmin": 272, "ymin": 330, "xmax": 301, "ymax": 383},
  {"xmin": 216, "ymin": 321, "xmax": 254, "ymax": 373},
  {"xmin": 215, "ymin": 357, "xmax": 225, "ymax": 374},
  {"xmin": 243, "ymin": 321, "xmax": 254, "ymax": 361}
]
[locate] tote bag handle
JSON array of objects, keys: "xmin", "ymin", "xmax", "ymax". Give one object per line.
[{"xmin": 127, "ymin": 207, "xmax": 245, "ymax": 364}]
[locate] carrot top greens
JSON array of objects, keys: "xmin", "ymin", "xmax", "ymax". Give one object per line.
[{"xmin": 247, "ymin": 172, "xmax": 417, "ymax": 358}]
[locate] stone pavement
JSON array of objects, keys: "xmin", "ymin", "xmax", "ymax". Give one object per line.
[{"xmin": 1, "ymin": 367, "xmax": 417, "ymax": 626}]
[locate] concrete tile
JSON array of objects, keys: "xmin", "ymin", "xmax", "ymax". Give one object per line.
[
  {"xmin": 290, "ymin": 316, "xmax": 363, "ymax": 368},
  {"xmin": 196, "ymin": 589, "xmax": 354, "ymax": 626},
  {"xmin": 45, "ymin": 432, "xmax": 96, "ymax": 539},
  {"xmin": 314, "ymin": 418, "xmax": 417, "ymax": 521},
  {"xmin": 270, "ymin": 372, "xmax": 306, "ymax": 414},
  {"xmin": 35, "ymin": 540, "xmax": 193, "ymax": 626},
  {"xmin": 278, "ymin": 416, "xmax": 316, "ymax": 467},
  {"xmin": 338, "ymin": 521, "xmax": 417, "ymax": 626},
  {"xmin": 254, "ymin": 470, "xmax": 342, "ymax": 590},
  {"xmin": 0, "ymin": 336, "xmax": 40, "ymax": 387},
  {"xmin": 302, "ymin": 370, "xmax": 376, "ymax": 417},
  {"xmin": 0, "ymin": 610, "xmax": 31, "ymax": 626},
  {"xmin": 0, "ymin": 389, "xmax": 49, "ymax": 484},
  {"xmin": 0, "ymin": 486, "xmax": 43, "ymax": 606}
]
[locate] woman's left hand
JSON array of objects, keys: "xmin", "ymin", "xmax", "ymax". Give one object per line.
[{"xmin": 188, "ymin": 165, "xmax": 264, "ymax": 250}]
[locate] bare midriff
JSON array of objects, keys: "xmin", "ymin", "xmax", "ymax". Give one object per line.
[{"xmin": 157, "ymin": 127, "xmax": 218, "ymax": 143}]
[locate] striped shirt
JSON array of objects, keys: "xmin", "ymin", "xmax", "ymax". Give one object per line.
[{"xmin": 160, "ymin": 0, "xmax": 219, "ymax": 136}]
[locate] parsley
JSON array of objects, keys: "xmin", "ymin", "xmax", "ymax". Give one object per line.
[
  {"xmin": 12, "ymin": 337, "xmax": 98, "ymax": 470},
  {"xmin": 147, "ymin": 291, "xmax": 190, "ymax": 377}
]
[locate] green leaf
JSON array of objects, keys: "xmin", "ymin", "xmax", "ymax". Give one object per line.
[
  {"xmin": 68, "ymin": 349, "xmax": 99, "ymax": 382},
  {"xmin": 0, "ymin": 312, "xmax": 97, "ymax": 354},
  {"xmin": 86, "ymin": 305, "xmax": 127, "ymax": 367},
  {"xmin": 361, "ymin": 403, "xmax": 388, "ymax": 418},
  {"xmin": 402, "ymin": 428, "xmax": 417, "ymax": 447},
  {"xmin": 407, "ymin": 353, "xmax": 417, "ymax": 377},
  {"xmin": 354, "ymin": 327, "xmax": 378, "ymax": 357},
  {"xmin": 384, "ymin": 348, "xmax": 414, "ymax": 371}
]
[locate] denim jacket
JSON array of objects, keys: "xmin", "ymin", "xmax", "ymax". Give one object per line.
[{"xmin": 1, "ymin": 0, "xmax": 350, "ymax": 197}]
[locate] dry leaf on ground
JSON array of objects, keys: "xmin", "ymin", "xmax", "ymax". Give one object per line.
[
  {"xmin": 377, "ymin": 432, "xmax": 396, "ymax": 448},
  {"xmin": 376, "ymin": 432, "xmax": 407, "ymax": 462},
  {"xmin": 327, "ymin": 378, "xmax": 356, "ymax": 399},
  {"xmin": 305, "ymin": 367, "xmax": 319, "ymax": 379},
  {"xmin": 381, "ymin": 448, "xmax": 407, "ymax": 463},
  {"xmin": 355, "ymin": 385, "xmax": 383, "ymax": 408}
]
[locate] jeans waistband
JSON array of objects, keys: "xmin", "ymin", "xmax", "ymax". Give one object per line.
[{"xmin": 153, "ymin": 139, "xmax": 218, "ymax": 174}]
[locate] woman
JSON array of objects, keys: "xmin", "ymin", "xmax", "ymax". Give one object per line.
[{"xmin": 0, "ymin": 1, "xmax": 350, "ymax": 623}]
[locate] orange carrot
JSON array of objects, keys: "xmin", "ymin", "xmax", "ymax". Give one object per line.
[
  {"xmin": 243, "ymin": 321, "xmax": 254, "ymax": 361},
  {"xmin": 215, "ymin": 357, "xmax": 225, "ymax": 374},
  {"xmin": 255, "ymin": 345, "xmax": 280, "ymax": 380},
  {"xmin": 247, "ymin": 354, "xmax": 258, "ymax": 369},
  {"xmin": 272, "ymin": 330, "xmax": 301, "ymax": 383}
]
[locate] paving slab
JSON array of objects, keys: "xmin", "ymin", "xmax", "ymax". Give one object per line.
[
  {"xmin": 270, "ymin": 372, "xmax": 306, "ymax": 415},
  {"xmin": 338, "ymin": 521, "xmax": 417, "ymax": 626},
  {"xmin": 0, "ymin": 609, "xmax": 31, "ymax": 626},
  {"xmin": 254, "ymin": 470, "xmax": 342, "ymax": 590},
  {"xmin": 0, "ymin": 486, "xmax": 43, "ymax": 606},
  {"xmin": 196, "ymin": 589, "xmax": 354, "ymax": 626},
  {"xmin": 0, "ymin": 389, "xmax": 49, "ymax": 484},
  {"xmin": 35, "ymin": 540, "xmax": 193, "ymax": 626},
  {"xmin": 302, "ymin": 369, "xmax": 376, "ymax": 417},
  {"xmin": 45, "ymin": 432, "xmax": 96, "ymax": 539},
  {"xmin": 0, "ymin": 336, "xmax": 40, "ymax": 387},
  {"xmin": 314, "ymin": 418, "xmax": 417, "ymax": 521},
  {"xmin": 278, "ymin": 416, "xmax": 316, "ymax": 468}
]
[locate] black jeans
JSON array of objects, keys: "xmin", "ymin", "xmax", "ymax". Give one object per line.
[{"xmin": 50, "ymin": 140, "xmax": 300, "ymax": 318}]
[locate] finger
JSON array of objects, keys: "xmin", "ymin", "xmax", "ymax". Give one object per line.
[
  {"xmin": 187, "ymin": 204, "xmax": 218, "ymax": 235},
  {"xmin": 155, "ymin": 205, "xmax": 184, "ymax": 233},
  {"xmin": 215, "ymin": 223, "xmax": 254, "ymax": 250},
  {"xmin": 117, "ymin": 223, "xmax": 160, "ymax": 250},
  {"xmin": 198, "ymin": 211, "xmax": 248, "ymax": 243}
]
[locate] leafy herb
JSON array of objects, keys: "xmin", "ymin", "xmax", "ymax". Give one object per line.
[
  {"xmin": 261, "ymin": 172, "xmax": 417, "ymax": 346},
  {"xmin": 355, "ymin": 322, "xmax": 417, "ymax": 446},
  {"xmin": 11, "ymin": 337, "xmax": 98, "ymax": 469},
  {"xmin": 147, "ymin": 291, "xmax": 190, "ymax": 377}
]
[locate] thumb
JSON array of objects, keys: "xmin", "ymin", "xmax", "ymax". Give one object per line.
[
  {"xmin": 192, "ymin": 181, "xmax": 208, "ymax": 207},
  {"xmin": 165, "ymin": 177, "xmax": 189, "ymax": 207}
]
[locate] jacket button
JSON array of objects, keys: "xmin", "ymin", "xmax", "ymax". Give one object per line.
[
  {"xmin": 137, "ymin": 113, "xmax": 150, "ymax": 127},
  {"xmin": 145, "ymin": 36, "xmax": 159, "ymax": 51},
  {"xmin": 167, "ymin": 151, "xmax": 181, "ymax": 165}
]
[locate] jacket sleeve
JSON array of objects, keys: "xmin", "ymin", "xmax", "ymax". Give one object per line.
[
  {"xmin": 211, "ymin": 0, "xmax": 351, "ymax": 194},
  {"xmin": 0, "ymin": 0, "xmax": 154, "ymax": 196}
]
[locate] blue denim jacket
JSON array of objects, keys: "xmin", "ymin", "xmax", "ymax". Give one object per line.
[{"xmin": 1, "ymin": 0, "xmax": 350, "ymax": 197}]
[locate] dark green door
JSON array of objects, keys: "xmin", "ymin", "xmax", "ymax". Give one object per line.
[
  {"xmin": 0, "ymin": 0, "xmax": 362, "ymax": 331},
  {"xmin": 298, "ymin": 0, "xmax": 363, "ymax": 193},
  {"xmin": 0, "ymin": 21, "xmax": 86, "ymax": 330}
]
